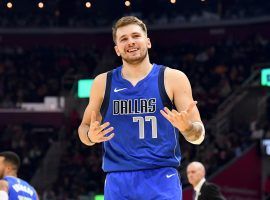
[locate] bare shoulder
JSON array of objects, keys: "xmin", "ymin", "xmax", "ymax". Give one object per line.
[
  {"xmin": 0, "ymin": 179, "xmax": 8, "ymax": 191},
  {"xmin": 93, "ymin": 72, "xmax": 108, "ymax": 86},
  {"xmin": 79, "ymin": 71, "xmax": 111, "ymax": 131},
  {"xmin": 164, "ymin": 67, "xmax": 189, "ymax": 82},
  {"xmin": 164, "ymin": 67, "xmax": 190, "ymax": 88},
  {"xmin": 90, "ymin": 72, "xmax": 108, "ymax": 99},
  {"xmin": 163, "ymin": 67, "xmax": 191, "ymax": 101}
]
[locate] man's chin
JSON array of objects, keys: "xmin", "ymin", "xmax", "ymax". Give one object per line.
[
  {"xmin": 123, "ymin": 55, "xmax": 147, "ymax": 65},
  {"xmin": 127, "ymin": 59, "xmax": 143, "ymax": 65}
]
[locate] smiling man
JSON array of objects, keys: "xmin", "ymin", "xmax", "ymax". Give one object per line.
[{"xmin": 78, "ymin": 16, "xmax": 205, "ymax": 199}]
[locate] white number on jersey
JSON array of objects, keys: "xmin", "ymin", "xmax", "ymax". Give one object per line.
[{"xmin": 133, "ymin": 116, "xmax": 157, "ymax": 139}]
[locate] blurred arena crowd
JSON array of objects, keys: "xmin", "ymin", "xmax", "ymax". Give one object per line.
[{"xmin": 0, "ymin": 0, "xmax": 269, "ymax": 28}]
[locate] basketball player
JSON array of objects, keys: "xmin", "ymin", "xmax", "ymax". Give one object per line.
[
  {"xmin": 78, "ymin": 16, "xmax": 205, "ymax": 199},
  {"xmin": 0, "ymin": 151, "xmax": 39, "ymax": 200}
]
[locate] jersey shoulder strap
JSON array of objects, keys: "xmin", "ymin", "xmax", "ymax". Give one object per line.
[
  {"xmin": 158, "ymin": 66, "xmax": 174, "ymax": 110},
  {"xmin": 100, "ymin": 70, "xmax": 113, "ymax": 117}
]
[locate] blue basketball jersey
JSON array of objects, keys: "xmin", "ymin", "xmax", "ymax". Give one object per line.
[
  {"xmin": 3, "ymin": 176, "xmax": 38, "ymax": 200},
  {"xmin": 101, "ymin": 64, "xmax": 181, "ymax": 172}
]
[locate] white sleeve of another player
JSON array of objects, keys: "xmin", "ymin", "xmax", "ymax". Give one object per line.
[{"xmin": 0, "ymin": 190, "xmax": 9, "ymax": 200}]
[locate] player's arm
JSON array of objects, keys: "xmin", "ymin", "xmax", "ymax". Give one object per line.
[
  {"xmin": 0, "ymin": 180, "xmax": 9, "ymax": 200},
  {"xmin": 160, "ymin": 68, "xmax": 205, "ymax": 144},
  {"xmin": 78, "ymin": 73, "xmax": 114, "ymax": 146},
  {"xmin": 35, "ymin": 190, "xmax": 40, "ymax": 200}
]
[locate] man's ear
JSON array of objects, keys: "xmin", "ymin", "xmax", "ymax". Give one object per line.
[
  {"xmin": 147, "ymin": 38, "xmax": 152, "ymax": 49},
  {"xmin": 114, "ymin": 46, "xmax": 121, "ymax": 56}
]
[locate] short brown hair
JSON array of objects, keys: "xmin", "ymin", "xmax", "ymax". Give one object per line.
[
  {"xmin": 0, "ymin": 151, "xmax": 20, "ymax": 171},
  {"xmin": 112, "ymin": 16, "xmax": 147, "ymax": 44}
]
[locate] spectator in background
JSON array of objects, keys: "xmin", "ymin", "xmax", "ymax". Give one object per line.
[
  {"xmin": 250, "ymin": 120, "xmax": 265, "ymax": 140},
  {"xmin": 187, "ymin": 161, "xmax": 226, "ymax": 200}
]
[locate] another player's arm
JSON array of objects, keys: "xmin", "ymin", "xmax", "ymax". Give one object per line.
[
  {"xmin": 35, "ymin": 190, "xmax": 40, "ymax": 200},
  {"xmin": 36, "ymin": 192, "xmax": 40, "ymax": 200},
  {"xmin": 78, "ymin": 73, "xmax": 114, "ymax": 146},
  {"xmin": 0, "ymin": 180, "xmax": 9, "ymax": 200},
  {"xmin": 161, "ymin": 68, "xmax": 205, "ymax": 144}
]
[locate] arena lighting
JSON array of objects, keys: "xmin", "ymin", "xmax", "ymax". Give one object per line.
[
  {"xmin": 85, "ymin": 2, "xmax": 91, "ymax": 8},
  {"xmin": 125, "ymin": 0, "xmax": 131, "ymax": 7},
  {"xmin": 261, "ymin": 68, "xmax": 270, "ymax": 87},
  {"xmin": 262, "ymin": 139, "xmax": 270, "ymax": 156},
  {"xmin": 78, "ymin": 79, "xmax": 94, "ymax": 98},
  {"xmin": 38, "ymin": 2, "xmax": 44, "ymax": 8},
  {"xmin": 170, "ymin": 0, "xmax": 176, "ymax": 4},
  {"xmin": 95, "ymin": 195, "xmax": 104, "ymax": 200},
  {"xmin": 7, "ymin": 2, "xmax": 13, "ymax": 8}
]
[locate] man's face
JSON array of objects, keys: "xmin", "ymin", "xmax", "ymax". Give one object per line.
[
  {"xmin": 114, "ymin": 24, "xmax": 151, "ymax": 65},
  {"xmin": 187, "ymin": 164, "xmax": 204, "ymax": 187},
  {"xmin": 0, "ymin": 157, "xmax": 6, "ymax": 179}
]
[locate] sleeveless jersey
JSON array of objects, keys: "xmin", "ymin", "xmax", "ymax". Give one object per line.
[
  {"xmin": 101, "ymin": 64, "xmax": 181, "ymax": 172},
  {"xmin": 3, "ymin": 176, "xmax": 38, "ymax": 200}
]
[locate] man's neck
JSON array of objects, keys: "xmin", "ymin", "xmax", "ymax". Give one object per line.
[
  {"xmin": 121, "ymin": 58, "xmax": 153, "ymax": 85},
  {"xmin": 194, "ymin": 177, "xmax": 206, "ymax": 193},
  {"xmin": 4, "ymin": 171, "xmax": 17, "ymax": 178}
]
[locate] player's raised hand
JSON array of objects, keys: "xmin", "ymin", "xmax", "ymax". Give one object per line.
[
  {"xmin": 88, "ymin": 111, "xmax": 114, "ymax": 143},
  {"xmin": 160, "ymin": 101, "xmax": 197, "ymax": 132}
]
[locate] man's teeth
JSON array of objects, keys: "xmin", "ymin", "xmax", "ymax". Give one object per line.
[{"xmin": 127, "ymin": 49, "xmax": 138, "ymax": 52}]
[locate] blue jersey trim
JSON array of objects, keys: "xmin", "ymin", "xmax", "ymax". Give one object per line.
[
  {"xmin": 173, "ymin": 128, "xmax": 181, "ymax": 166},
  {"xmin": 158, "ymin": 66, "xmax": 180, "ymax": 165},
  {"xmin": 101, "ymin": 70, "xmax": 113, "ymax": 118},
  {"xmin": 158, "ymin": 66, "xmax": 174, "ymax": 110},
  {"xmin": 101, "ymin": 70, "xmax": 113, "ymax": 170}
]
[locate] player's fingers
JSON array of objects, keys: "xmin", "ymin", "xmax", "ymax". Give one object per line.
[
  {"xmin": 172, "ymin": 109, "xmax": 179, "ymax": 116},
  {"xmin": 164, "ymin": 107, "xmax": 176, "ymax": 119},
  {"xmin": 186, "ymin": 101, "xmax": 197, "ymax": 113},
  {"xmin": 160, "ymin": 110, "xmax": 169, "ymax": 119},
  {"xmin": 169, "ymin": 112, "xmax": 176, "ymax": 122},
  {"xmin": 100, "ymin": 133, "xmax": 115, "ymax": 142},
  {"xmin": 97, "ymin": 122, "xmax": 110, "ymax": 132},
  {"xmin": 164, "ymin": 107, "xmax": 172, "ymax": 115},
  {"xmin": 101, "ymin": 127, "xmax": 114, "ymax": 136},
  {"xmin": 160, "ymin": 109, "xmax": 172, "ymax": 122},
  {"xmin": 180, "ymin": 112, "xmax": 188, "ymax": 123},
  {"xmin": 180, "ymin": 110, "xmax": 188, "ymax": 116},
  {"xmin": 90, "ymin": 121, "xmax": 100, "ymax": 133},
  {"xmin": 162, "ymin": 109, "xmax": 177, "ymax": 124}
]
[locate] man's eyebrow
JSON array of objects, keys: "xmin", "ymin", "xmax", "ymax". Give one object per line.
[
  {"xmin": 131, "ymin": 32, "xmax": 142, "ymax": 35},
  {"xmin": 119, "ymin": 34, "xmax": 127, "ymax": 40},
  {"xmin": 119, "ymin": 32, "xmax": 142, "ymax": 39}
]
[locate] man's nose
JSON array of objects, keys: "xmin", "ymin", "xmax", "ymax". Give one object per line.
[{"xmin": 127, "ymin": 38, "xmax": 135, "ymax": 45}]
